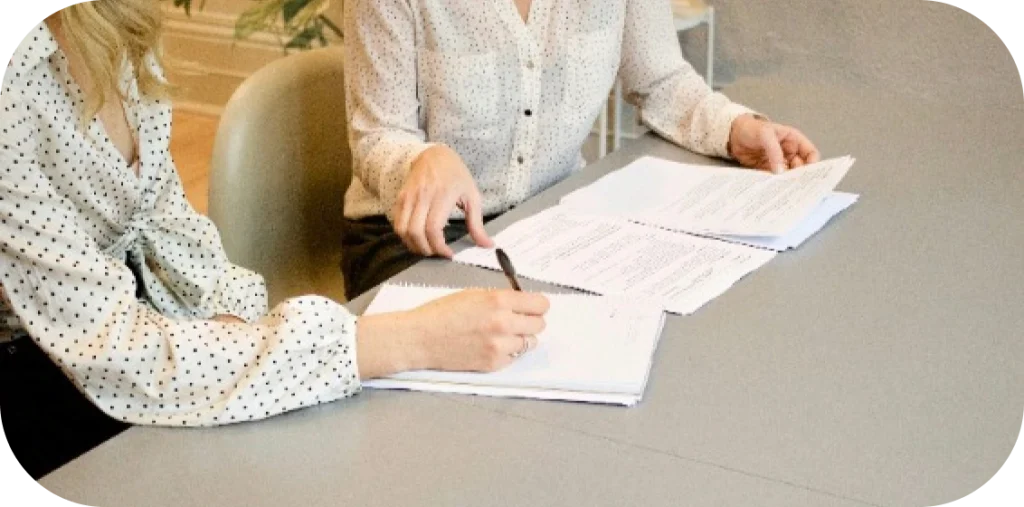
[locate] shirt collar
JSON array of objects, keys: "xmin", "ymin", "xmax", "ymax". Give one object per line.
[{"xmin": 9, "ymin": 22, "xmax": 60, "ymax": 75}]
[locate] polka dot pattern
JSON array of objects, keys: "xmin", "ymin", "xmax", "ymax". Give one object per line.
[
  {"xmin": 342, "ymin": 0, "xmax": 754, "ymax": 221},
  {"xmin": 0, "ymin": 23, "xmax": 361, "ymax": 426}
]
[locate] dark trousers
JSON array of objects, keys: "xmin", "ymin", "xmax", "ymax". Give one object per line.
[
  {"xmin": 0, "ymin": 338, "xmax": 129, "ymax": 479},
  {"xmin": 341, "ymin": 215, "xmax": 493, "ymax": 299}
]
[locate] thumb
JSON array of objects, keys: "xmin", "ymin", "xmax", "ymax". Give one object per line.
[
  {"xmin": 759, "ymin": 124, "xmax": 787, "ymax": 174},
  {"xmin": 460, "ymin": 191, "xmax": 494, "ymax": 248}
]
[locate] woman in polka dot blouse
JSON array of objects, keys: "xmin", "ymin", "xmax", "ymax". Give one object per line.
[
  {"xmin": 340, "ymin": 0, "xmax": 822, "ymax": 298},
  {"xmin": 0, "ymin": 1, "xmax": 548, "ymax": 479}
]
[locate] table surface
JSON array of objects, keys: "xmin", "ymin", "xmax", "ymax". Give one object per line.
[{"xmin": 40, "ymin": 79, "xmax": 1024, "ymax": 507}]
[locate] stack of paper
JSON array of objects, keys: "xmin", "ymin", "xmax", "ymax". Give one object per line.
[
  {"xmin": 560, "ymin": 156, "xmax": 858, "ymax": 251},
  {"xmin": 362, "ymin": 284, "xmax": 667, "ymax": 406},
  {"xmin": 454, "ymin": 156, "xmax": 857, "ymax": 314}
]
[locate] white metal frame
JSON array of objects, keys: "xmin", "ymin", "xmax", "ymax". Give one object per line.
[{"xmin": 597, "ymin": 6, "xmax": 715, "ymax": 159}]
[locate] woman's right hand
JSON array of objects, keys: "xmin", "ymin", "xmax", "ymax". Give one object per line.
[
  {"xmin": 355, "ymin": 289, "xmax": 550, "ymax": 379},
  {"xmin": 391, "ymin": 145, "xmax": 494, "ymax": 258}
]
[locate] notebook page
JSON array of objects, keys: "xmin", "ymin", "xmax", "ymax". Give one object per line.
[
  {"xmin": 365, "ymin": 378, "xmax": 642, "ymax": 406},
  {"xmin": 560, "ymin": 155, "xmax": 854, "ymax": 237},
  {"xmin": 362, "ymin": 285, "xmax": 665, "ymax": 396},
  {"xmin": 454, "ymin": 206, "xmax": 775, "ymax": 315}
]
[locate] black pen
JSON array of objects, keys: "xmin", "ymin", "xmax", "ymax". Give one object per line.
[{"xmin": 495, "ymin": 248, "xmax": 522, "ymax": 292}]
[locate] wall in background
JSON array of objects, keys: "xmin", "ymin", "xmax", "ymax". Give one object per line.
[
  {"xmin": 680, "ymin": 0, "xmax": 1020, "ymax": 108},
  {"xmin": 597, "ymin": 0, "xmax": 1021, "ymax": 160},
  {"xmin": 162, "ymin": 0, "xmax": 343, "ymax": 114}
]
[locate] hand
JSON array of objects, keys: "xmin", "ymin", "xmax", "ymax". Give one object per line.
[
  {"xmin": 728, "ymin": 114, "xmax": 821, "ymax": 174},
  {"xmin": 392, "ymin": 145, "xmax": 494, "ymax": 258},
  {"xmin": 212, "ymin": 314, "xmax": 245, "ymax": 324},
  {"xmin": 355, "ymin": 289, "xmax": 550, "ymax": 378}
]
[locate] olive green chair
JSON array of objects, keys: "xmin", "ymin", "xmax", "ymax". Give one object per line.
[{"xmin": 208, "ymin": 48, "xmax": 350, "ymax": 306}]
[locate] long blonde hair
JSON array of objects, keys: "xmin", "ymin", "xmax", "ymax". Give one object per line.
[{"xmin": 59, "ymin": 0, "xmax": 167, "ymax": 120}]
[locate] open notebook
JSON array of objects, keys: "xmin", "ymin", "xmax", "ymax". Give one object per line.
[{"xmin": 362, "ymin": 284, "xmax": 667, "ymax": 406}]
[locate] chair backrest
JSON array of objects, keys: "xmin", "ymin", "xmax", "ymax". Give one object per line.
[{"xmin": 208, "ymin": 48, "xmax": 350, "ymax": 306}]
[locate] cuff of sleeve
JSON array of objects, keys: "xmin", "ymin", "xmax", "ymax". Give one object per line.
[
  {"xmin": 711, "ymin": 102, "xmax": 760, "ymax": 160},
  {"xmin": 211, "ymin": 264, "xmax": 269, "ymax": 323},
  {"xmin": 264, "ymin": 296, "xmax": 363, "ymax": 399}
]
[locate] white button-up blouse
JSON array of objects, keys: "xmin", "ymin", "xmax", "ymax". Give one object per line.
[
  {"xmin": 0, "ymin": 24, "xmax": 360, "ymax": 426},
  {"xmin": 343, "ymin": 0, "xmax": 753, "ymax": 220}
]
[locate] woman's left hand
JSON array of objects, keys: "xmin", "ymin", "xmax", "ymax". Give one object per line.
[
  {"xmin": 213, "ymin": 314, "xmax": 245, "ymax": 324},
  {"xmin": 728, "ymin": 114, "xmax": 821, "ymax": 174}
]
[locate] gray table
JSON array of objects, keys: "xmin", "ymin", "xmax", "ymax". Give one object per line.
[{"xmin": 40, "ymin": 79, "xmax": 1024, "ymax": 507}]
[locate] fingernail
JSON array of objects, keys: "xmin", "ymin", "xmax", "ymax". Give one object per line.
[{"xmin": 773, "ymin": 165, "xmax": 785, "ymax": 174}]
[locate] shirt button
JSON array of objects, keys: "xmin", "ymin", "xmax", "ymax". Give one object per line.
[
  {"xmin": 525, "ymin": 60, "xmax": 535, "ymax": 70},
  {"xmin": 517, "ymin": 156, "xmax": 525, "ymax": 164},
  {"xmin": 524, "ymin": 109, "xmax": 533, "ymax": 117}
]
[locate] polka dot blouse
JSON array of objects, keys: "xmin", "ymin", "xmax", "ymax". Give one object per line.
[
  {"xmin": 342, "ymin": 0, "xmax": 754, "ymax": 221},
  {"xmin": 0, "ymin": 23, "xmax": 360, "ymax": 427}
]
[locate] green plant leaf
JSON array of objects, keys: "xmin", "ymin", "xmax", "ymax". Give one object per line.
[
  {"xmin": 320, "ymin": 14, "xmax": 343, "ymax": 38},
  {"xmin": 285, "ymin": 25, "xmax": 320, "ymax": 49},
  {"xmin": 282, "ymin": 0, "xmax": 314, "ymax": 24},
  {"xmin": 173, "ymin": 0, "xmax": 193, "ymax": 16},
  {"xmin": 235, "ymin": 0, "xmax": 286, "ymax": 40},
  {"xmin": 171, "ymin": 0, "xmax": 208, "ymax": 17},
  {"xmin": 226, "ymin": 0, "xmax": 341, "ymax": 49}
]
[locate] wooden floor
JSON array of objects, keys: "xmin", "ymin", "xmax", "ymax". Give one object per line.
[{"xmin": 169, "ymin": 111, "xmax": 219, "ymax": 214}]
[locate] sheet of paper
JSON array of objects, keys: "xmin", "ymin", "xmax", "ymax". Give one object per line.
[
  {"xmin": 454, "ymin": 206, "xmax": 776, "ymax": 315},
  {"xmin": 560, "ymin": 155, "xmax": 855, "ymax": 237},
  {"xmin": 362, "ymin": 284, "xmax": 666, "ymax": 405},
  {"xmin": 707, "ymin": 192, "xmax": 860, "ymax": 251}
]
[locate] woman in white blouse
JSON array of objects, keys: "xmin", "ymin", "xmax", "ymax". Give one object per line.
[
  {"xmin": 341, "ymin": 0, "xmax": 822, "ymax": 297},
  {"xmin": 0, "ymin": 1, "xmax": 548, "ymax": 478}
]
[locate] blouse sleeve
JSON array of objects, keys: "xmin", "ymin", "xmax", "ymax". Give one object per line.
[
  {"xmin": 148, "ymin": 152, "xmax": 269, "ymax": 324},
  {"xmin": 343, "ymin": 0, "xmax": 435, "ymax": 219},
  {"xmin": 620, "ymin": 0, "xmax": 754, "ymax": 158},
  {"xmin": 0, "ymin": 106, "xmax": 362, "ymax": 427}
]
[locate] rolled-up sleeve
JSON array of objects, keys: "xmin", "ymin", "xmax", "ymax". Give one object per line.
[
  {"xmin": 343, "ymin": 0, "xmax": 434, "ymax": 219},
  {"xmin": 620, "ymin": 0, "xmax": 754, "ymax": 159}
]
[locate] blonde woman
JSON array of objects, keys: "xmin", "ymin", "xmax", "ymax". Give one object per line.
[{"xmin": 0, "ymin": 1, "xmax": 548, "ymax": 479}]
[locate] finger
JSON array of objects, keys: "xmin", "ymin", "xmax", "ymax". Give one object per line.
[
  {"xmin": 461, "ymin": 191, "xmax": 494, "ymax": 248},
  {"xmin": 392, "ymin": 195, "xmax": 417, "ymax": 252},
  {"xmin": 785, "ymin": 127, "xmax": 821, "ymax": 164},
  {"xmin": 801, "ymin": 137, "xmax": 821, "ymax": 164},
  {"xmin": 501, "ymin": 313, "xmax": 547, "ymax": 336},
  {"xmin": 426, "ymin": 193, "xmax": 456, "ymax": 258},
  {"xmin": 508, "ymin": 335, "xmax": 539, "ymax": 362},
  {"xmin": 493, "ymin": 290, "xmax": 550, "ymax": 316},
  {"xmin": 789, "ymin": 154, "xmax": 806, "ymax": 168},
  {"xmin": 407, "ymin": 194, "xmax": 433, "ymax": 256},
  {"xmin": 484, "ymin": 335, "xmax": 524, "ymax": 371},
  {"xmin": 523, "ymin": 334, "xmax": 538, "ymax": 352},
  {"xmin": 498, "ymin": 334, "xmax": 534, "ymax": 358},
  {"xmin": 760, "ymin": 124, "xmax": 787, "ymax": 174}
]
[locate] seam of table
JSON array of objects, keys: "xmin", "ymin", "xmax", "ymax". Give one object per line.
[{"xmin": 435, "ymin": 393, "xmax": 885, "ymax": 507}]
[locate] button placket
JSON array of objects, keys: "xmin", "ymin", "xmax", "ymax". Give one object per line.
[{"xmin": 512, "ymin": 43, "xmax": 542, "ymax": 204}]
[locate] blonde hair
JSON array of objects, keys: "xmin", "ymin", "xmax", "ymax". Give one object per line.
[{"xmin": 59, "ymin": 0, "xmax": 167, "ymax": 120}]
